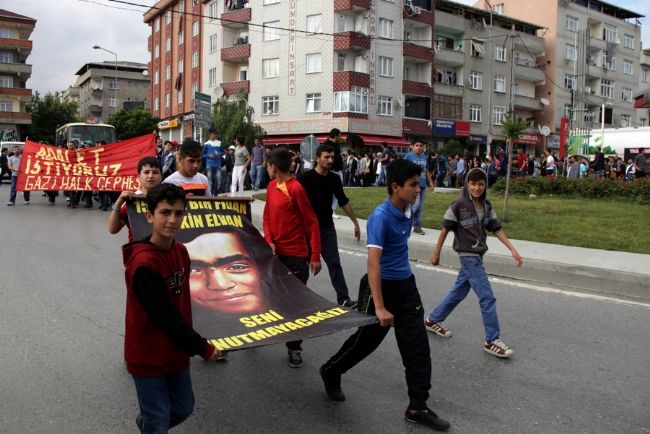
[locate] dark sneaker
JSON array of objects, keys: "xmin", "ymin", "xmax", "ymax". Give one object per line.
[
  {"xmin": 424, "ymin": 320, "xmax": 453, "ymax": 338},
  {"xmin": 484, "ymin": 339, "xmax": 513, "ymax": 358},
  {"xmin": 319, "ymin": 364, "xmax": 345, "ymax": 401},
  {"xmin": 288, "ymin": 350, "xmax": 303, "ymax": 368},
  {"xmin": 340, "ymin": 299, "xmax": 358, "ymax": 309},
  {"xmin": 405, "ymin": 407, "xmax": 451, "ymax": 431},
  {"xmin": 6, "ymin": 202, "xmax": 14, "ymax": 206},
  {"xmin": 413, "ymin": 226, "xmax": 425, "ymax": 235}
]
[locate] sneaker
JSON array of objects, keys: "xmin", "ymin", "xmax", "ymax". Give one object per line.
[
  {"xmin": 405, "ymin": 407, "xmax": 451, "ymax": 431},
  {"xmin": 319, "ymin": 364, "xmax": 345, "ymax": 401},
  {"xmin": 413, "ymin": 226, "xmax": 425, "ymax": 235},
  {"xmin": 484, "ymin": 339, "xmax": 513, "ymax": 358},
  {"xmin": 340, "ymin": 299, "xmax": 358, "ymax": 309},
  {"xmin": 424, "ymin": 320, "xmax": 452, "ymax": 338},
  {"xmin": 332, "ymin": 213, "xmax": 341, "ymax": 219},
  {"xmin": 288, "ymin": 350, "xmax": 303, "ymax": 368},
  {"xmin": 24, "ymin": 201, "xmax": 30, "ymax": 205},
  {"xmin": 6, "ymin": 202, "xmax": 15, "ymax": 206}
]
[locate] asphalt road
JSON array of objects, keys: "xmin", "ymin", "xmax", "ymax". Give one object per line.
[{"xmin": 1, "ymin": 194, "xmax": 649, "ymax": 433}]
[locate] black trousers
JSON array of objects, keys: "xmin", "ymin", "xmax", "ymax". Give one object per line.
[
  {"xmin": 324, "ymin": 274, "xmax": 431, "ymax": 409},
  {"xmin": 277, "ymin": 254, "xmax": 309, "ymax": 351}
]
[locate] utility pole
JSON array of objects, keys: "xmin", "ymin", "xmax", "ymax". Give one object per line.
[{"xmin": 503, "ymin": 24, "xmax": 516, "ymax": 221}]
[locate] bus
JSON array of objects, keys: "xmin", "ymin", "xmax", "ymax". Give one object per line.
[{"xmin": 55, "ymin": 123, "xmax": 117, "ymax": 146}]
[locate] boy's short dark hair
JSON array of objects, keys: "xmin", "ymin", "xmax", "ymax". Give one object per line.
[
  {"xmin": 466, "ymin": 168, "xmax": 487, "ymax": 183},
  {"xmin": 329, "ymin": 128, "xmax": 341, "ymax": 138},
  {"xmin": 138, "ymin": 156, "xmax": 161, "ymax": 173},
  {"xmin": 236, "ymin": 136, "xmax": 245, "ymax": 146},
  {"xmin": 267, "ymin": 148, "xmax": 293, "ymax": 173},
  {"xmin": 386, "ymin": 159, "xmax": 421, "ymax": 195},
  {"xmin": 179, "ymin": 138, "xmax": 202, "ymax": 158},
  {"xmin": 146, "ymin": 183, "xmax": 187, "ymax": 213},
  {"xmin": 208, "ymin": 128, "xmax": 216, "ymax": 134},
  {"xmin": 315, "ymin": 144, "xmax": 335, "ymax": 157}
]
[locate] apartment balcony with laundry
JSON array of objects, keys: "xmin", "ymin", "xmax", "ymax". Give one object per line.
[
  {"xmin": 221, "ymin": 3, "xmax": 251, "ymax": 28},
  {"xmin": 403, "ymin": 22, "xmax": 433, "ymax": 63},
  {"xmin": 433, "ymin": 67, "xmax": 464, "ymax": 97},
  {"xmin": 403, "ymin": 0, "xmax": 434, "ymax": 26},
  {"xmin": 434, "ymin": 33, "xmax": 465, "ymax": 68},
  {"xmin": 221, "ymin": 29, "xmax": 250, "ymax": 62}
]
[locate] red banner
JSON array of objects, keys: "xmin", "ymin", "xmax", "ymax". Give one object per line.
[
  {"xmin": 560, "ymin": 117, "xmax": 571, "ymax": 159},
  {"xmin": 17, "ymin": 134, "xmax": 156, "ymax": 191}
]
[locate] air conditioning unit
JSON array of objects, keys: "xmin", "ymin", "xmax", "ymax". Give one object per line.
[
  {"xmin": 413, "ymin": 6, "xmax": 422, "ymax": 15},
  {"xmin": 615, "ymin": 38, "xmax": 621, "ymax": 44}
]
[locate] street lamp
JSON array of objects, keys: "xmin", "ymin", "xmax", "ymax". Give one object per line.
[
  {"xmin": 600, "ymin": 101, "xmax": 614, "ymax": 152},
  {"xmin": 93, "ymin": 45, "xmax": 118, "ymax": 115}
]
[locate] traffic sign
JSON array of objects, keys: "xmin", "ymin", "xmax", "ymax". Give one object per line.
[{"xmin": 194, "ymin": 91, "xmax": 211, "ymax": 103}]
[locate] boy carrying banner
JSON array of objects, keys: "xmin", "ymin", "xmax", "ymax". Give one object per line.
[
  {"xmin": 122, "ymin": 184, "xmax": 223, "ymax": 433},
  {"xmin": 320, "ymin": 159, "xmax": 450, "ymax": 431}
]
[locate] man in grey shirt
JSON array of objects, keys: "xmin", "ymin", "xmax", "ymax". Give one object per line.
[
  {"xmin": 634, "ymin": 148, "xmax": 646, "ymax": 179},
  {"xmin": 250, "ymin": 138, "xmax": 266, "ymax": 191},
  {"xmin": 7, "ymin": 146, "xmax": 30, "ymax": 206}
]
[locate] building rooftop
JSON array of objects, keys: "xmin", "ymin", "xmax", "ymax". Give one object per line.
[
  {"xmin": 438, "ymin": 0, "xmax": 545, "ymax": 35},
  {"xmin": 0, "ymin": 9, "xmax": 36, "ymax": 24},
  {"xmin": 75, "ymin": 61, "xmax": 149, "ymax": 76},
  {"xmin": 571, "ymin": 0, "xmax": 644, "ymax": 20}
]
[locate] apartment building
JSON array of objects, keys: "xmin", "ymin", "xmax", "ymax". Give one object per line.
[
  {"xmin": 433, "ymin": 0, "xmax": 546, "ymax": 155},
  {"xmin": 636, "ymin": 48, "xmax": 649, "ymax": 124},
  {"xmin": 477, "ymin": 0, "xmax": 644, "ymax": 148},
  {"xmin": 68, "ymin": 61, "xmax": 150, "ymax": 123},
  {"xmin": 0, "ymin": 9, "xmax": 35, "ymax": 141}
]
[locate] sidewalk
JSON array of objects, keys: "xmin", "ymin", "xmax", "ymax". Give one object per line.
[{"xmin": 246, "ymin": 192, "xmax": 650, "ymax": 301}]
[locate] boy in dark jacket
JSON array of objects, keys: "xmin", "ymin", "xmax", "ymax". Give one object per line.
[
  {"xmin": 425, "ymin": 168, "xmax": 522, "ymax": 358},
  {"xmin": 123, "ymin": 183, "xmax": 223, "ymax": 433}
]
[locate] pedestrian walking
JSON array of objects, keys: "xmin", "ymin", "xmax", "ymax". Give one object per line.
[
  {"xmin": 249, "ymin": 138, "xmax": 265, "ymax": 191},
  {"xmin": 203, "ymin": 129, "xmax": 223, "ymax": 194},
  {"xmin": 6, "ymin": 145, "xmax": 29, "ymax": 206},
  {"xmin": 404, "ymin": 140, "xmax": 432, "ymax": 235},
  {"xmin": 230, "ymin": 136, "xmax": 250, "ymax": 193}
]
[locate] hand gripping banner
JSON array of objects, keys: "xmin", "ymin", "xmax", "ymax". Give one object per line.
[
  {"xmin": 17, "ymin": 134, "xmax": 156, "ymax": 191},
  {"xmin": 126, "ymin": 196, "xmax": 376, "ymax": 352}
]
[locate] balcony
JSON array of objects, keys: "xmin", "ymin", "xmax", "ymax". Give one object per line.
[
  {"xmin": 89, "ymin": 104, "xmax": 103, "ymax": 113},
  {"xmin": 435, "ymin": 48, "xmax": 464, "ymax": 67},
  {"xmin": 0, "ymin": 62, "xmax": 32, "ymax": 76},
  {"xmin": 513, "ymin": 33, "xmax": 544, "ymax": 56},
  {"xmin": 0, "ymin": 38, "xmax": 33, "ymax": 51},
  {"xmin": 513, "ymin": 95, "xmax": 544, "ymax": 111},
  {"xmin": 91, "ymin": 86, "xmax": 103, "ymax": 94},
  {"xmin": 402, "ymin": 118, "xmax": 431, "ymax": 136},
  {"xmin": 403, "ymin": 6, "xmax": 435, "ymax": 26},
  {"xmin": 333, "ymin": 71, "xmax": 370, "ymax": 91},
  {"xmin": 403, "ymin": 42, "xmax": 434, "ymax": 63},
  {"xmin": 334, "ymin": 0, "xmax": 371, "ymax": 11},
  {"xmin": 0, "ymin": 87, "xmax": 31, "ymax": 98},
  {"xmin": 402, "ymin": 80, "xmax": 432, "ymax": 97},
  {"xmin": 0, "ymin": 111, "xmax": 31, "ymax": 124},
  {"xmin": 221, "ymin": 80, "xmax": 250, "ymax": 96},
  {"xmin": 513, "ymin": 62, "xmax": 545, "ymax": 84},
  {"xmin": 435, "ymin": 11, "xmax": 465, "ymax": 33},
  {"xmin": 588, "ymin": 37, "xmax": 607, "ymax": 51},
  {"xmin": 334, "ymin": 32, "xmax": 371, "ymax": 51},
  {"xmin": 221, "ymin": 7, "xmax": 251, "ymax": 28},
  {"xmin": 433, "ymin": 82, "xmax": 464, "ymax": 97},
  {"xmin": 221, "ymin": 43, "xmax": 251, "ymax": 62}
]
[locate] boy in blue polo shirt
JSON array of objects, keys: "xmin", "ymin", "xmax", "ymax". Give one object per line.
[{"xmin": 319, "ymin": 159, "xmax": 450, "ymax": 431}]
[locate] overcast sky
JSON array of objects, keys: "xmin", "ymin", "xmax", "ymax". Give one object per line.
[{"xmin": 10, "ymin": 0, "xmax": 650, "ymax": 95}]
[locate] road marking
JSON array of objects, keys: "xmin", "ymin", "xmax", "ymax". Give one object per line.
[{"xmin": 340, "ymin": 249, "xmax": 650, "ymax": 310}]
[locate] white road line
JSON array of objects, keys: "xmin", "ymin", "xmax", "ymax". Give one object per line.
[{"xmin": 340, "ymin": 250, "xmax": 650, "ymax": 310}]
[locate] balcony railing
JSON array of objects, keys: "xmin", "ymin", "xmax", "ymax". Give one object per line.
[
  {"xmin": 221, "ymin": 80, "xmax": 250, "ymax": 96},
  {"xmin": 334, "ymin": 32, "xmax": 371, "ymax": 51},
  {"xmin": 333, "ymin": 71, "xmax": 370, "ymax": 91},
  {"xmin": 0, "ymin": 38, "xmax": 32, "ymax": 50},
  {"xmin": 402, "ymin": 80, "xmax": 432, "ymax": 97},
  {"xmin": 221, "ymin": 7, "xmax": 251, "ymax": 28},
  {"xmin": 403, "ymin": 42, "xmax": 434, "ymax": 62},
  {"xmin": 221, "ymin": 43, "xmax": 251, "ymax": 62},
  {"xmin": 434, "ymin": 48, "xmax": 464, "ymax": 67},
  {"xmin": 0, "ymin": 111, "xmax": 31, "ymax": 123},
  {"xmin": 0, "ymin": 87, "xmax": 31, "ymax": 97},
  {"xmin": 0, "ymin": 62, "xmax": 32, "ymax": 75},
  {"xmin": 334, "ymin": 0, "xmax": 371, "ymax": 11}
]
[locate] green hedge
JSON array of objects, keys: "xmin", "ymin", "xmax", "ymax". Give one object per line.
[{"xmin": 490, "ymin": 176, "xmax": 650, "ymax": 203}]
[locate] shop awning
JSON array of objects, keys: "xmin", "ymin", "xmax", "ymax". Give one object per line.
[
  {"xmin": 263, "ymin": 134, "xmax": 330, "ymax": 145},
  {"xmin": 356, "ymin": 135, "xmax": 410, "ymax": 147}
]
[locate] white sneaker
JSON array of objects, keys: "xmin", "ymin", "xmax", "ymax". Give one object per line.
[
  {"xmin": 332, "ymin": 213, "xmax": 340, "ymax": 219},
  {"xmin": 484, "ymin": 339, "xmax": 513, "ymax": 358}
]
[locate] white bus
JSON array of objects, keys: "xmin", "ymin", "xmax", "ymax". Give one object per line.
[{"xmin": 55, "ymin": 123, "xmax": 117, "ymax": 146}]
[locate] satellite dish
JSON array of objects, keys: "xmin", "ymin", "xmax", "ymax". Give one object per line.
[
  {"xmin": 214, "ymin": 86, "xmax": 224, "ymax": 97},
  {"xmin": 540, "ymin": 98, "xmax": 550, "ymax": 106},
  {"xmin": 300, "ymin": 134, "xmax": 320, "ymax": 162},
  {"xmin": 540, "ymin": 125, "xmax": 551, "ymax": 136}
]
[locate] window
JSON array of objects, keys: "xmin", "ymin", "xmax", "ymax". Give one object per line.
[
  {"xmin": 154, "ymin": 44, "xmax": 160, "ymax": 59},
  {"xmin": 0, "ymin": 52, "xmax": 13, "ymax": 63},
  {"xmin": 378, "ymin": 18, "xmax": 393, "ymax": 39},
  {"xmin": 154, "ymin": 70, "xmax": 160, "ymax": 85},
  {"xmin": 0, "ymin": 100, "xmax": 13, "ymax": 111},
  {"xmin": 165, "ymin": 37, "xmax": 171, "ymax": 52},
  {"xmin": 263, "ymin": 0, "xmax": 280, "ymax": 4},
  {"xmin": 640, "ymin": 118, "xmax": 647, "ymax": 127},
  {"xmin": 178, "ymin": 59, "xmax": 184, "ymax": 72},
  {"xmin": 153, "ymin": 97, "xmax": 159, "ymax": 110},
  {"xmin": 495, "ymin": 45, "xmax": 506, "ymax": 62},
  {"xmin": 624, "ymin": 34, "xmax": 634, "ymax": 49},
  {"xmin": 602, "ymin": 53, "xmax": 616, "ymax": 70},
  {"xmin": 603, "ymin": 25, "xmax": 617, "ymax": 43},
  {"xmin": 263, "ymin": 21, "xmax": 280, "ymax": 41},
  {"xmin": 622, "ymin": 87, "xmax": 633, "ymax": 102},
  {"xmin": 165, "ymin": 65, "xmax": 171, "ymax": 80},
  {"xmin": 178, "ymin": 31, "xmax": 184, "ymax": 44},
  {"xmin": 494, "ymin": 75, "xmax": 506, "ymax": 93},
  {"xmin": 109, "ymin": 97, "xmax": 117, "ymax": 108},
  {"xmin": 109, "ymin": 79, "xmax": 120, "ymax": 90},
  {"xmin": 239, "ymin": 66, "xmax": 248, "ymax": 81},
  {"xmin": 165, "ymin": 93, "xmax": 170, "ymax": 108},
  {"xmin": 192, "ymin": 51, "xmax": 199, "ymax": 68},
  {"xmin": 177, "ymin": 90, "xmax": 183, "ymax": 103},
  {"xmin": 619, "ymin": 114, "xmax": 631, "ymax": 127},
  {"xmin": 469, "ymin": 104, "xmax": 481, "ymax": 122},
  {"xmin": 154, "ymin": 17, "xmax": 160, "ymax": 32},
  {"xmin": 262, "ymin": 58, "xmax": 280, "ymax": 78},
  {"xmin": 306, "ymin": 93, "xmax": 321, "ymax": 113},
  {"xmin": 378, "ymin": 56, "xmax": 394, "ymax": 77},
  {"xmin": 566, "ymin": 15, "xmax": 578, "ymax": 32},
  {"xmin": 643, "ymin": 70, "xmax": 648, "ymax": 83},
  {"xmin": 471, "ymin": 39, "xmax": 485, "ymax": 57},
  {"xmin": 601, "ymin": 79, "xmax": 614, "ymax": 99},
  {"xmin": 469, "ymin": 71, "xmax": 482, "ymax": 90},
  {"xmin": 209, "ymin": 34, "xmax": 218, "ymax": 52},
  {"xmin": 209, "ymin": 68, "xmax": 217, "ymax": 86},
  {"xmin": 563, "ymin": 104, "xmax": 573, "ymax": 119},
  {"xmin": 493, "ymin": 106, "xmax": 505, "ymax": 125},
  {"xmin": 565, "ymin": 44, "xmax": 576, "ymax": 60},
  {"xmin": 564, "ymin": 73, "xmax": 576, "ymax": 89},
  {"xmin": 166, "ymin": 10, "xmax": 172, "ymax": 25},
  {"xmin": 434, "ymin": 94, "xmax": 462, "ymax": 119},
  {"xmin": 493, "ymin": 3, "xmax": 504, "ymax": 15},
  {"xmin": 178, "ymin": 1, "xmax": 184, "ymax": 13},
  {"xmin": 0, "ymin": 28, "xmax": 15, "ymax": 38},
  {"xmin": 623, "ymin": 59, "xmax": 633, "ymax": 75},
  {"xmin": 306, "ymin": 14, "xmax": 322, "ymax": 33},
  {"xmin": 0, "ymin": 76, "xmax": 12, "ymax": 87},
  {"xmin": 208, "ymin": 1, "xmax": 218, "ymax": 20},
  {"xmin": 306, "ymin": 53, "xmax": 322, "ymax": 73},
  {"xmin": 192, "ymin": 21, "xmax": 200, "ymax": 37},
  {"xmin": 262, "ymin": 96, "xmax": 279, "ymax": 115},
  {"xmin": 334, "ymin": 86, "xmax": 368, "ymax": 113},
  {"xmin": 191, "ymin": 83, "xmax": 198, "ymax": 97},
  {"xmin": 378, "ymin": 95, "xmax": 393, "ymax": 116}
]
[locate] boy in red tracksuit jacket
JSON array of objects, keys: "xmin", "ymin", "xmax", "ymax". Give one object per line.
[{"xmin": 123, "ymin": 183, "xmax": 222, "ymax": 433}]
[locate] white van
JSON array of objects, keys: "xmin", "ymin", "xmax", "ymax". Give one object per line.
[{"xmin": 0, "ymin": 141, "xmax": 24, "ymax": 154}]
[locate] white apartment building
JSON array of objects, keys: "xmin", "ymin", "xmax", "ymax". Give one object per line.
[
  {"xmin": 434, "ymin": 0, "xmax": 547, "ymax": 155},
  {"xmin": 201, "ymin": 0, "xmax": 435, "ymax": 151}
]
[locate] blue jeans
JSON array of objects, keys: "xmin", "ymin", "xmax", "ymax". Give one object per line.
[
  {"xmin": 132, "ymin": 368, "xmax": 194, "ymax": 434},
  {"xmin": 411, "ymin": 187, "xmax": 426, "ymax": 228},
  {"xmin": 320, "ymin": 226, "xmax": 351, "ymax": 303},
  {"xmin": 427, "ymin": 255, "xmax": 501, "ymax": 342},
  {"xmin": 250, "ymin": 163, "xmax": 264, "ymax": 190},
  {"xmin": 9, "ymin": 175, "xmax": 30, "ymax": 203},
  {"xmin": 374, "ymin": 165, "xmax": 386, "ymax": 186},
  {"xmin": 206, "ymin": 166, "xmax": 221, "ymax": 195}
]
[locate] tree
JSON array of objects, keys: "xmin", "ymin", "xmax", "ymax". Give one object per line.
[
  {"xmin": 211, "ymin": 90, "xmax": 264, "ymax": 147},
  {"xmin": 107, "ymin": 108, "xmax": 159, "ymax": 141},
  {"xmin": 440, "ymin": 139, "xmax": 464, "ymax": 157},
  {"xmin": 27, "ymin": 92, "xmax": 79, "ymax": 144},
  {"xmin": 500, "ymin": 115, "xmax": 529, "ymax": 221}
]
